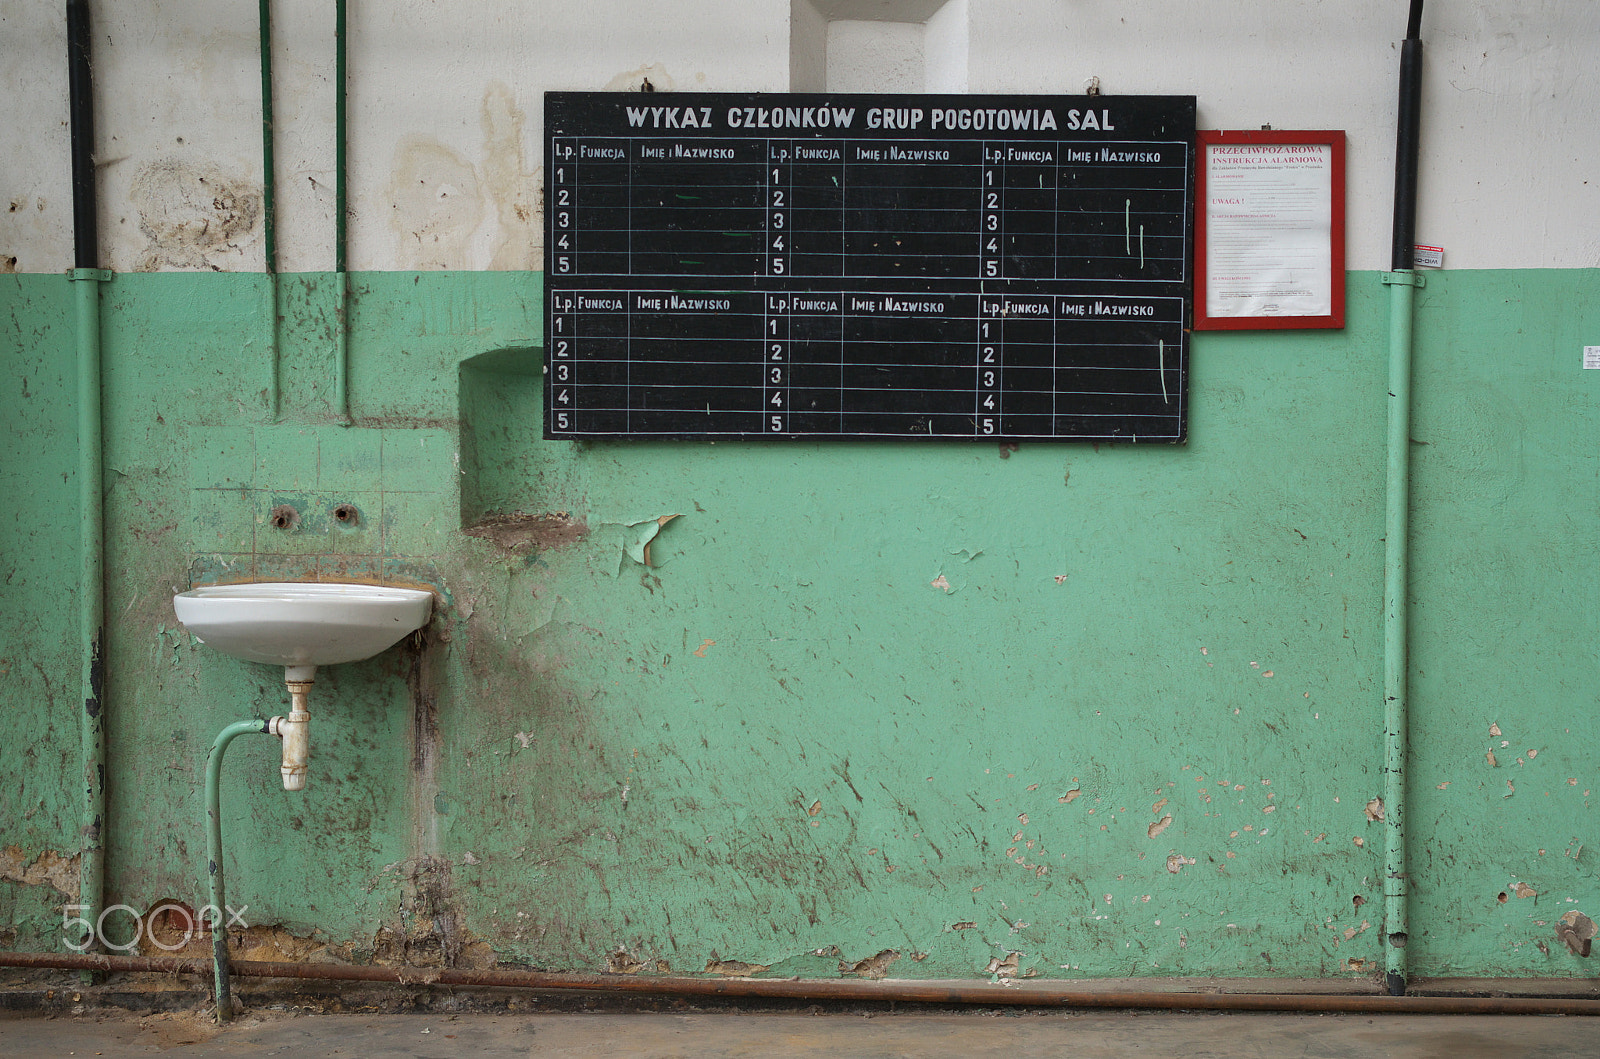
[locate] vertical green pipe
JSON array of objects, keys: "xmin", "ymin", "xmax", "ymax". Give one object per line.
[
  {"xmin": 333, "ymin": 0, "xmax": 351, "ymax": 423},
  {"xmin": 73, "ymin": 268, "xmax": 108, "ymax": 957},
  {"xmin": 1382, "ymin": 269, "xmax": 1421, "ymax": 996},
  {"xmin": 68, "ymin": 0, "xmax": 106, "ymax": 963},
  {"xmin": 259, "ymin": 0, "xmax": 280, "ymax": 421},
  {"xmin": 205, "ymin": 719, "xmax": 271, "ymax": 1023},
  {"xmin": 1382, "ymin": 0, "xmax": 1424, "ymax": 999}
]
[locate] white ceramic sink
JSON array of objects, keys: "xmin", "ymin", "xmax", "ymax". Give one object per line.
[{"xmin": 173, "ymin": 582, "xmax": 433, "ymax": 669}]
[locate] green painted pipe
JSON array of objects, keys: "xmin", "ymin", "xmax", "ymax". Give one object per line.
[
  {"xmin": 1381, "ymin": 0, "xmax": 1425, "ymax": 999},
  {"xmin": 72, "ymin": 267, "xmax": 109, "ymax": 957},
  {"xmin": 68, "ymin": 0, "xmax": 107, "ymax": 967},
  {"xmin": 334, "ymin": 273, "xmax": 350, "ymax": 423},
  {"xmin": 1381, "ymin": 269, "xmax": 1422, "ymax": 996},
  {"xmin": 258, "ymin": 0, "xmax": 280, "ymax": 421},
  {"xmin": 205, "ymin": 719, "xmax": 271, "ymax": 1023}
]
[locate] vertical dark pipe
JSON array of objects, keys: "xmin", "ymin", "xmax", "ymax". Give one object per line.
[
  {"xmin": 67, "ymin": 0, "xmax": 97, "ymax": 270},
  {"xmin": 259, "ymin": 0, "xmax": 282, "ymax": 421},
  {"xmin": 258, "ymin": 0, "xmax": 276, "ymax": 274},
  {"xmin": 333, "ymin": 0, "xmax": 351, "ymax": 422},
  {"xmin": 335, "ymin": 0, "xmax": 347, "ymax": 277},
  {"xmin": 1390, "ymin": 0, "xmax": 1424, "ymax": 270}
]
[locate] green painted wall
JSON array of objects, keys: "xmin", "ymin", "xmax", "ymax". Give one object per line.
[{"xmin": 1, "ymin": 268, "xmax": 1595, "ymax": 979}]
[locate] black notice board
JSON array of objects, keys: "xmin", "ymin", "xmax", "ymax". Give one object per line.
[{"xmin": 544, "ymin": 92, "xmax": 1195, "ymax": 442}]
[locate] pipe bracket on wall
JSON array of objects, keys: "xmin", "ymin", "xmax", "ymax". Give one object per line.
[
  {"xmin": 1380, "ymin": 272, "xmax": 1426, "ymax": 288},
  {"xmin": 68, "ymin": 269, "xmax": 113, "ymax": 284}
]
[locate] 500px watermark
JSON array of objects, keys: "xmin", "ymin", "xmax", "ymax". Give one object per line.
[{"xmin": 62, "ymin": 902, "xmax": 249, "ymax": 952}]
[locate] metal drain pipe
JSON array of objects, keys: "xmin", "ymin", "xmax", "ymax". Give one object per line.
[
  {"xmin": 259, "ymin": 0, "xmax": 281, "ymax": 421},
  {"xmin": 67, "ymin": 0, "xmax": 111, "ymax": 961},
  {"xmin": 3, "ymin": 951, "xmax": 1600, "ymax": 1016},
  {"xmin": 203, "ymin": 719, "xmax": 273, "ymax": 1022},
  {"xmin": 333, "ymin": 0, "xmax": 352, "ymax": 424},
  {"xmin": 1381, "ymin": 0, "xmax": 1426, "ymax": 998}
]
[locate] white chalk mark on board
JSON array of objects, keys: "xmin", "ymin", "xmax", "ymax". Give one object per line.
[
  {"xmin": 1125, "ymin": 199, "xmax": 1132, "ymax": 253},
  {"xmin": 1140, "ymin": 225, "xmax": 1146, "ymax": 269},
  {"xmin": 1159, "ymin": 340, "xmax": 1168, "ymax": 404}
]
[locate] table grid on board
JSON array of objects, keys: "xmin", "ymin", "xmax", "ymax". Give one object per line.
[
  {"xmin": 548, "ymin": 289, "xmax": 1184, "ymax": 439},
  {"xmin": 549, "ymin": 137, "xmax": 1189, "ymax": 284}
]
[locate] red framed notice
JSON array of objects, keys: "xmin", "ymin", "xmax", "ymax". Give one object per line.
[{"xmin": 1194, "ymin": 130, "xmax": 1346, "ymax": 330}]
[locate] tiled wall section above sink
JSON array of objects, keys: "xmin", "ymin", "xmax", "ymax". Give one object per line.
[{"xmin": 186, "ymin": 425, "xmax": 456, "ymax": 587}]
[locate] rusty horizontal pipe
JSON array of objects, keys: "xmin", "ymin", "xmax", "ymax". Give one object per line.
[{"xmin": 3, "ymin": 951, "xmax": 1599, "ymax": 1016}]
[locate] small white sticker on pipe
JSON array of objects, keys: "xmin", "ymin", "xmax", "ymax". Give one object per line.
[{"xmin": 1585, "ymin": 346, "xmax": 1600, "ymax": 370}]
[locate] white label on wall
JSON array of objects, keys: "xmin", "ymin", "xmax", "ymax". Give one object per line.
[
  {"xmin": 1413, "ymin": 245, "xmax": 1444, "ymax": 268},
  {"xmin": 1584, "ymin": 346, "xmax": 1600, "ymax": 369}
]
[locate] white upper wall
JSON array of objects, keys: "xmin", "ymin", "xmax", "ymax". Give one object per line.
[
  {"xmin": 3, "ymin": 0, "xmax": 1596, "ymax": 273},
  {"xmin": 966, "ymin": 0, "xmax": 1600, "ymax": 274}
]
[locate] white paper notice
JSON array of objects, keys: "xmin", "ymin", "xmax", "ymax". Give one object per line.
[
  {"xmin": 1205, "ymin": 143, "xmax": 1333, "ymax": 318},
  {"xmin": 1584, "ymin": 346, "xmax": 1600, "ymax": 369}
]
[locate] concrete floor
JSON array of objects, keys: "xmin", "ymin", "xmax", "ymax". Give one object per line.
[{"xmin": 2, "ymin": 1010, "xmax": 1598, "ymax": 1058}]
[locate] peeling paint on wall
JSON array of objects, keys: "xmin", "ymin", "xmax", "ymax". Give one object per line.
[
  {"xmin": 1556, "ymin": 911, "xmax": 1596, "ymax": 957},
  {"xmin": 598, "ymin": 513, "xmax": 681, "ymax": 571},
  {"xmin": 703, "ymin": 954, "xmax": 769, "ymax": 976},
  {"xmin": 0, "ymin": 846, "xmax": 80, "ymax": 898},
  {"xmin": 606, "ymin": 947, "xmax": 670, "ymax": 974},
  {"xmin": 839, "ymin": 948, "xmax": 900, "ymax": 978},
  {"xmin": 462, "ymin": 511, "xmax": 589, "ymax": 555}
]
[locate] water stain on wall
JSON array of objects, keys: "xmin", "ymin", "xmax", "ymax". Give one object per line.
[
  {"xmin": 481, "ymin": 82, "xmax": 539, "ymax": 271},
  {"xmin": 602, "ymin": 63, "xmax": 679, "ymax": 93},
  {"xmin": 388, "ymin": 138, "xmax": 484, "ymax": 270},
  {"xmin": 130, "ymin": 159, "xmax": 262, "ymax": 271}
]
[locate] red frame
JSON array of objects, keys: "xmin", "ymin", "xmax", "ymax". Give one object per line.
[{"xmin": 1193, "ymin": 129, "xmax": 1346, "ymax": 330}]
